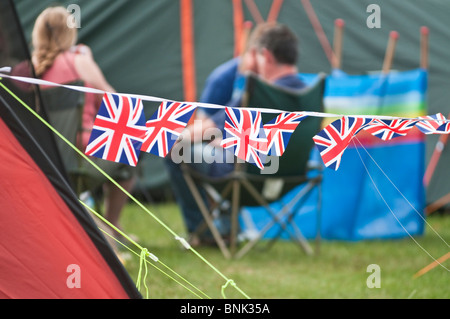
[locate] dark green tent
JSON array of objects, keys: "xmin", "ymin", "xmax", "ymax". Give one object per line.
[{"xmin": 13, "ymin": 0, "xmax": 449, "ymax": 208}]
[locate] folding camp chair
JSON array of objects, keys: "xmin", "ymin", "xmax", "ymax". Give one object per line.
[
  {"xmin": 181, "ymin": 73, "xmax": 325, "ymax": 259},
  {"xmin": 40, "ymin": 81, "xmax": 104, "ymax": 204}
]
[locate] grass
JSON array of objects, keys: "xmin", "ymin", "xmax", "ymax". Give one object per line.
[{"xmin": 115, "ymin": 201, "xmax": 450, "ymax": 299}]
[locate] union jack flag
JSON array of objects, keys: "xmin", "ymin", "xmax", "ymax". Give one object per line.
[
  {"xmin": 220, "ymin": 107, "xmax": 268, "ymax": 169},
  {"xmin": 438, "ymin": 121, "xmax": 450, "ymax": 133},
  {"xmin": 140, "ymin": 101, "xmax": 196, "ymax": 157},
  {"xmin": 313, "ymin": 116, "xmax": 372, "ymax": 170},
  {"xmin": 263, "ymin": 112, "xmax": 308, "ymax": 156},
  {"xmin": 415, "ymin": 113, "xmax": 449, "ymax": 134},
  {"xmin": 85, "ymin": 93, "xmax": 147, "ymax": 166},
  {"xmin": 362, "ymin": 118, "xmax": 418, "ymax": 140}
]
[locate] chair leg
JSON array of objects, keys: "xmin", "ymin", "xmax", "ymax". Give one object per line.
[
  {"xmin": 235, "ymin": 179, "xmax": 315, "ymax": 258},
  {"xmin": 270, "ymin": 178, "xmax": 322, "ymax": 256},
  {"xmin": 230, "ymin": 179, "xmax": 241, "ymax": 256},
  {"xmin": 191, "ymin": 182, "xmax": 233, "ymax": 241},
  {"xmin": 264, "ymin": 189, "xmax": 312, "ymax": 252},
  {"xmin": 315, "ymin": 179, "xmax": 323, "ymax": 255},
  {"xmin": 182, "ymin": 170, "xmax": 232, "ymax": 259}
]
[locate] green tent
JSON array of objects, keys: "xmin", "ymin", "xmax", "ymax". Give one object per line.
[{"xmin": 13, "ymin": 0, "xmax": 449, "ymax": 208}]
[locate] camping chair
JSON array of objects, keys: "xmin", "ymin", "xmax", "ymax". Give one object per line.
[
  {"xmin": 40, "ymin": 81, "xmax": 104, "ymax": 205},
  {"xmin": 181, "ymin": 73, "xmax": 326, "ymax": 259}
]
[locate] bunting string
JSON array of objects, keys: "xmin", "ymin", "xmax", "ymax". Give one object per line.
[
  {"xmin": 2, "ymin": 67, "xmax": 446, "ymax": 120},
  {"xmin": 0, "ymin": 68, "xmax": 448, "ymax": 172}
]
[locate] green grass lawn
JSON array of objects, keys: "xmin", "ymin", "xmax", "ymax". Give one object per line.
[{"xmin": 115, "ymin": 201, "xmax": 449, "ymax": 299}]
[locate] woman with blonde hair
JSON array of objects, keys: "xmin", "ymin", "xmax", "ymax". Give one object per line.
[
  {"xmin": 32, "ymin": 6, "xmax": 114, "ymax": 146},
  {"xmin": 32, "ymin": 6, "xmax": 135, "ymax": 239}
]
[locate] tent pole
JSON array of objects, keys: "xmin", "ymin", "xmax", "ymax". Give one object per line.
[
  {"xmin": 425, "ymin": 192, "xmax": 450, "ymax": 216},
  {"xmin": 300, "ymin": 0, "xmax": 335, "ymax": 69},
  {"xmin": 413, "ymin": 252, "xmax": 450, "ymax": 278},
  {"xmin": 332, "ymin": 18, "xmax": 345, "ymax": 70},
  {"xmin": 423, "ymin": 112, "xmax": 450, "ymax": 187},
  {"xmin": 244, "ymin": 0, "xmax": 265, "ymax": 25},
  {"xmin": 180, "ymin": 0, "xmax": 197, "ymax": 102},
  {"xmin": 382, "ymin": 31, "xmax": 399, "ymax": 74},
  {"xmin": 267, "ymin": 0, "xmax": 284, "ymax": 23},
  {"xmin": 237, "ymin": 21, "xmax": 253, "ymax": 62},
  {"xmin": 232, "ymin": 0, "xmax": 245, "ymax": 57},
  {"xmin": 420, "ymin": 26, "xmax": 429, "ymax": 70}
]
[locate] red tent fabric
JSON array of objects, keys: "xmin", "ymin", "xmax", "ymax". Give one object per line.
[
  {"xmin": 0, "ymin": 0, "xmax": 140, "ymax": 299},
  {"xmin": 0, "ymin": 118, "xmax": 132, "ymax": 298}
]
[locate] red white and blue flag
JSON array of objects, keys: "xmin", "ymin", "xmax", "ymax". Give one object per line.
[
  {"xmin": 362, "ymin": 118, "xmax": 418, "ymax": 140},
  {"xmin": 415, "ymin": 113, "xmax": 449, "ymax": 134},
  {"xmin": 220, "ymin": 107, "xmax": 268, "ymax": 169},
  {"xmin": 439, "ymin": 121, "xmax": 450, "ymax": 133},
  {"xmin": 140, "ymin": 101, "xmax": 196, "ymax": 157},
  {"xmin": 313, "ymin": 116, "xmax": 372, "ymax": 170},
  {"xmin": 85, "ymin": 93, "xmax": 147, "ymax": 166},
  {"xmin": 263, "ymin": 112, "xmax": 307, "ymax": 156}
]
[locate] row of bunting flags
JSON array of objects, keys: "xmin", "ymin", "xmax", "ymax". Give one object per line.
[{"xmin": 85, "ymin": 92, "xmax": 450, "ymax": 171}]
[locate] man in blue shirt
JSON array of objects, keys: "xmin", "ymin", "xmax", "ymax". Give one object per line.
[
  {"xmin": 166, "ymin": 23, "xmax": 306, "ymax": 246},
  {"xmin": 199, "ymin": 57, "xmax": 240, "ymax": 111}
]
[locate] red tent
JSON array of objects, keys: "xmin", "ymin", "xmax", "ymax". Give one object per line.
[{"xmin": 0, "ymin": 0, "xmax": 140, "ymax": 299}]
